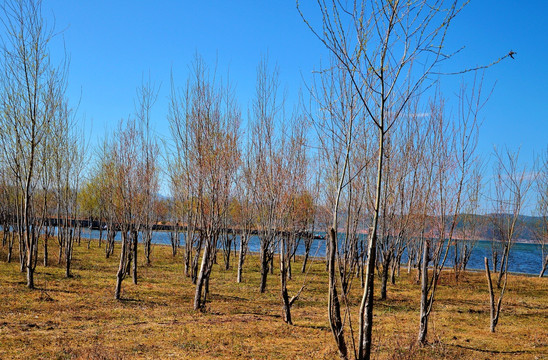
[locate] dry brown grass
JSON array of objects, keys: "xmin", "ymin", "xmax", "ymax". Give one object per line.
[{"xmin": 0, "ymin": 239, "xmax": 546, "ymax": 359}]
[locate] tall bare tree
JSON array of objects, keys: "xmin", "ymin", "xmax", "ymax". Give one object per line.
[
  {"xmin": 249, "ymin": 57, "xmax": 284, "ymax": 294},
  {"xmin": 169, "ymin": 56, "xmax": 240, "ymax": 310},
  {"xmin": 0, "ymin": 0, "xmax": 67, "ymax": 288},
  {"xmin": 134, "ymin": 78, "xmax": 160, "ymax": 266},
  {"xmin": 297, "ymin": 1, "xmax": 488, "ymax": 357},
  {"xmin": 485, "ymin": 147, "xmax": 531, "ymax": 332},
  {"xmin": 278, "ymin": 113, "xmax": 309, "ymax": 325}
]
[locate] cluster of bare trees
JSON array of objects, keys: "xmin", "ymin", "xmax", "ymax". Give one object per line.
[
  {"xmin": 168, "ymin": 56, "xmax": 241, "ymax": 310},
  {"xmin": 0, "ymin": 0, "xmax": 85, "ymax": 287},
  {"xmin": 2, "ymin": 1, "xmax": 547, "ymax": 359},
  {"xmin": 166, "ymin": 56, "xmax": 315, "ymax": 317},
  {"xmin": 90, "ymin": 81, "xmax": 161, "ymax": 300}
]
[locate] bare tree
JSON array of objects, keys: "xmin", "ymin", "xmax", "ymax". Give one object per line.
[
  {"xmin": 169, "ymin": 55, "xmax": 240, "ymax": 310},
  {"xmin": 134, "ymin": 78, "xmax": 160, "ymax": 266},
  {"xmin": 485, "ymin": 147, "xmax": 531, "ymax": 332},
  {"xmin": 50, "ymin": 101, "xmax": 86, "ymax": 278},
  {"xmin": 0, "ymin": 0, "xmax": 67, "ymax": 288},
  {"xmin": 416, "ymin": 79, "xmax": 484, "ymax": 344},
  {"xmin": 232, "ymin": 162, "xmax": 254, "ymax": 283},
  {"xmin": 0, "ymin": 170, "xmax": 17, "ymax": 263},
  {"xmin": 278, "ymin": 113, "xmax": 309, "ymax": 325},
  {"xmin": 249, "ymin": 57, "xmax": 284, "ymax": 294},
  {"xmin": 168, "ymin": 71, "xmax": 201, "ymax": 282},
  {"xmin": 108, "ymin": 116, "xmax": 152, "ymax": 299},
  {"xmin": 297, "ymin": 1, "xmax": 487, "ymax": 357}
]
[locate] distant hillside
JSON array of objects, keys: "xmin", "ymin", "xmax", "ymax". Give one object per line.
[{"xmin": 454, "ymin": 214, "xmax": 542, "ymax": 243}]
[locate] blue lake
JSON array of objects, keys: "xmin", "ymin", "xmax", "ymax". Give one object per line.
[{"xmin": 77, "ymin": 229, "xmax": 545, "ymax": 276}]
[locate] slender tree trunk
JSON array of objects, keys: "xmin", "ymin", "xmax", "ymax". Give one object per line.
[
  {"xmin": 237, "ymin": 233, "xmax": 247, "ymax": 283},
  {"xmin": 539, "ymin": 255, "xmax": 547, "ymax": 278},
  {"xmin": 380, "ymin": 259, "xmax": 389, "ymax": 300},
  {"xmin": 485, "ymin": 257, "xmax": 498, "ymax": 332},
  {"xmin": 259, "ymin": 239, "xmax": 270, "ymax": 293},
  {"xmin": 194, "ymin": 240, "xmax": 212, "ymax": 311},
  {"xmin": 327, "ymin": 228, "xmax": 347, "ymax": 359},
  {"xmin": 98, "ymin": 224, "xmax": 103, "ymax": 248},
  {"xmin": 191, "ymin": 234, "xmax": 203, "ymax": 284},
  {"xmin": 280, "ymin": 235, "xmax": 292, "ymax": 325},
  {"xmin": 497, "ymin": 244, "xmax": 509, "ymax": 289},
  {"xmin": 115, "ymin": 232, "xmax": 129, "ymax": 300},
  {"xmin": 19, "ymin": 231, "xmax": 26, "ymax": 272},
  {"xmin": 65, "ymin": 229, "xmax": 73, "ymax": 278},
  {"xmin": 25, "ymin": 233, "xmax": 35, "ymax": 289},
  {"xmin": 144, "ymin": 228, "xmax": 152, "ymax": 265},
  {"xmin": 43, "ymin": 232, "xmax": 49, "ymax": 267},
  {"xmin": 358, "ymin": 126, "xmax": 384, "ymax": 360},
  {"xmin": 301, "ymin": 237, "xmax": 311, "ymax": 273},
  {"xmin": 7, "ymin": 231, "xmax": 13, "ymax": 263},
  {"xmin": 132, "ymin": 229, "xmax": 138, "ymax": 285},
  {"xmin": 417, "ymin": 240, "xmax": 430, "ymax": 344}
]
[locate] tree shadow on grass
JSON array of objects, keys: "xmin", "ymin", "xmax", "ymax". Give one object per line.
[
  {"xmin": 36, "ymin": 287, "xmax": 73, "ymax": 294},
  {"xmin": 118, "ymin": 297, "xmax": 142, "ymax": 304},
  {"xmin": 449, "ymin": 343, "xmax": 531, "ymax": 355}
]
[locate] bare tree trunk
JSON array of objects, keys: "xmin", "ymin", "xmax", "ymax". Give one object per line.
[
  {"xmin": 301, "ymin": 235, "xmax": 312, "ymax": 273},
  {"xmin": 194, "ymin": 240, "xmax": 212, "ymax": 311},
  {"xmin": 132, "ymin": 229, "xmax": 138, "ymax": 285},
  {"xmin": 115, "ymin": 232, "xmax": 129, "ymax": 300},
  {"xmin": 417, "ymin": 240, "xmax": 430, "ymax": 344},
  {"xmin": 191, "ymin": 234, "xmax": 203, "ymax": 284},
  {"xmin": 7, "ymin": 231, "xmax": 13, "ymax": 263},
  {"xmin": 280, "ymin": 235, "xmax": 292, "ymax": 325},
  {"xmin": 358, "ymin": 125, "xmax": 384, "ymax": 360},
  {"xmin": 380, "ymin": 251, "xmax": 391, "ymax": 300},
  {"xmin": 237, "ymin": 233, "xmax": 248, "ymax": 283},
  {"xmin": 43, "ymin": 229, "xmax": 49, "ymax": 267},
  {"xmin": 327, "ymin": 228, "xmax": 348, "ymax": 359},
  {"xmin": 380, "ymin": 262, "xmax": 389, "ymax": 300},
  {"xmin": 484, "ymin": 257, "xmax": 498, "ymax": 332},
  {"xmin": 540, "ymin": 255, "xmax": 547, "ymax": 277},
  {"xmin": 259, "ymin": 239, "xmax": 270, "ymax": 293},
  {"xmin": 65, "ymin": 229, "xmax": 74, "ymax": 278}
]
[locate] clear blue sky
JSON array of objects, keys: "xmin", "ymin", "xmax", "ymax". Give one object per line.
[{"xmin": 40, "ymin": 0, "xmax": 547, "ymax": 208}]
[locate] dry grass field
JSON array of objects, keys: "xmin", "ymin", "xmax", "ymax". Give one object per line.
[{"xmin": 0, "ymin": 239, "xmax": 546, "ymax": 359}]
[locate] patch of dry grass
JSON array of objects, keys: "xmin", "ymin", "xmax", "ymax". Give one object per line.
[{"xmin": 0, "ymin": 239, "xmax": 546, "ymax": 359}]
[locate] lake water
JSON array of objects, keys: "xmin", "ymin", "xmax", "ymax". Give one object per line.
[{"xmin": 77, "ymin": 229, "xmax": 545, "ymax": 276}]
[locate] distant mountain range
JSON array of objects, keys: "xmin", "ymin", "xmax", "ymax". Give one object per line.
[{"xmin": 454, "ymin": 213, "xmax": 543, "ymax": 243}]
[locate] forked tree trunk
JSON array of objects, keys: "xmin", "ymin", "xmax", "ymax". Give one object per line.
[
  {"xmin": 485, "ymin": 257, "xmax": 503, "ymax": 332},
  {"xmin": 25, "ymin": 235, "xmax": 35, "ymax": 289}
]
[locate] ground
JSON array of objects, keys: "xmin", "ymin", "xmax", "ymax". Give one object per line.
[{"xmin": 0, "ymin": 240, "xmax": 546, "ymax": 359}]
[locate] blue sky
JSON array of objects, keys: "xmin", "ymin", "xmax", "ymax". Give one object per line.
[{"xmin": 39, "ymin": 1, "xmax": 547, "ymax": 209}]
